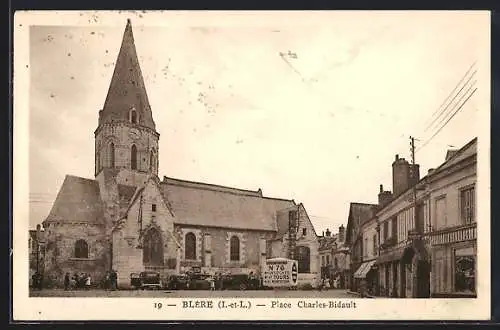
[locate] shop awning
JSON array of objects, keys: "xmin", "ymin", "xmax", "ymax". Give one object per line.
[{"xmin": 353, "ymin": 260, "xmax": 376, "ymax": 279}]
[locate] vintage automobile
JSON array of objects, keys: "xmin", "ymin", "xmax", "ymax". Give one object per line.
[
  {"xmin": 167, "ymin": 274, "xmax": 189, "ymax": 290},
  {"xmin": 221, "ymin": 273, "xmax": 260, "ymax": 290},
  {"xmin": 188, "ymin": 273, "xmax": 212, "ymax": 290},
  {"xmin": 140, "ymin": 271, "xmax": 162, "ymax": 290},
  {"xmin": 130, "ymin": 273, "xmax": 141, "ymax": 289},
  {"xmin": 130, "ymin": 271, "xmax": 162, "ymax": 290}
]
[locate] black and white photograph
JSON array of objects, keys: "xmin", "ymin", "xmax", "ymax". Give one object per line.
[{"xmin": 13, "ymin": 11, "xmax": 490, "ymax": 321}]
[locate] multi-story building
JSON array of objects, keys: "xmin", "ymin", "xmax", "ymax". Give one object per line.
[
  {"xmin": 425, "ymin": 138, "xmax": 477, "ymax": 297},
  {"xmin": 318, "ymin": 225, "xmax": 350, "ymax": 288},
  {"xmin": 345, "ymin": 202, "xmax": 377, "ymax": 293},
  {"xmin": 366, "ymin": 137, "xmax": 477, "ymax": 298},
  {"xmin": 354, "ymin": 215, "xmax": 379, "ymax": 295},
  {"xmin": 318, "ymin": 228, "xmax": 336, "ymax": 280}
]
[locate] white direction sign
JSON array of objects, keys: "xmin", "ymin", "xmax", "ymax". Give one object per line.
[{"xmin": 263, "ymin": 258, "xmax": 299, "ymax": 288}]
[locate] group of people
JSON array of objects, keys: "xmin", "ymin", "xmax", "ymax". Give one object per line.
[
  {"xmin": 31, "ymin": 272, "xmax": 44, "ymax": 290},
  {"xmin": 318, "ymin": 276, "xmax": 342, "ymax": 291},
  {"xmin": 104, "ymin": 270, "xmax": 118, "ymax": 290},
  {"xmin": 64, "ymin": 272, "xmax": 92, "ymax": 290},
  {"xmin": 63, "ymin": 270, "xmax": 118, "ymax": 290}
]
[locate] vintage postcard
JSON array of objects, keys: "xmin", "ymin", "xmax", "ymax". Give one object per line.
[{"xmin": 13, "ymin": 10, "xmax": 491, "ymax": 321}]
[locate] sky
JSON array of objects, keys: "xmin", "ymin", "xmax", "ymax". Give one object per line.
[{"xmin": 27, "ymin": 11, "xmax": 488, "ymax": 233}]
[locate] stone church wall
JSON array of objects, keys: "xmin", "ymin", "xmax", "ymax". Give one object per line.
[
  {"xmin": 112, "ymin": 179, "xmax": 178, "ymax": 288},
  {"xmin": 42, "ymin": 222, "xmax": 109, "ymax": 287},
  {"xmin": 177, "ymin": 225, "xmax": 275, "ymax": 274},
  {"xmin": 95, "ymin": 123, "xmax": 159, "ymax": 177}
]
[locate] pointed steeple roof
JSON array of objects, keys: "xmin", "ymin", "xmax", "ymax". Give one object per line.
[{"xmin": 100, "ymin": 19, "xmax": 156, "ymax": 130}]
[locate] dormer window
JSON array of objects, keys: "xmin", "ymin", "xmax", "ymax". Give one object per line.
[{"xmin": 130, "ymin": 108, "xmax": 138, "ymax": 124}]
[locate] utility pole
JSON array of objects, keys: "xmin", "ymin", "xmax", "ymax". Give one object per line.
[{"xmin": 410, "ymin": 136, "xmax": 419, "ymax": 234}]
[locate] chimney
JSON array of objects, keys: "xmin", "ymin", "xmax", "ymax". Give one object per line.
[
  {"xmin": 322, "ymin": 231, "xmax": 325, "ymax": 237},
  {"xmin": 428, "ymin": 168, "xmax": 435, "ymax": 175},
  {"xmin": 325, "ymin": 228, "xmax": 331, "ymax": 237},
  {"xmin": 338, "ymin": 225, "xmax": 345, "ymax": 243},
  {"xmin": 392, "ymin": 155, "xmax": 410, "ymax": 196},
  {"xmin": 378, "ymin": 184, "xmax": 393, "ymax": 208}
]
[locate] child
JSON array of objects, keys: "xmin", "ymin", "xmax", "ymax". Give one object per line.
[
  {"xmin": 209, "ymin": 277, "xmax": 215, "ymax": 291},
  {"xmin": 85, "ymin": 274, "xmax": 92, "ymax": 290}
]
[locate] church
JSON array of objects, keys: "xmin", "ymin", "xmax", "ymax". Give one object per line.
[{"xmin": 37, "ymin": 20, "xmax": 320, "ymax": 289}]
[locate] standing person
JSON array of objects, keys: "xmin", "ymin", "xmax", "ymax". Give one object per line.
[
  {"xmin": 73, "ymin": 273, "xmax": 79, "ymax": 290},
  {"xmin": 104, "ymin": 271, "xmax": 110, "ymax": 291},
  {"xmin": 111, "ymin": 270, "xmax": 117, "ymax": 291},
  {"xmin": 360, "ymin": 279, "xmax": 368, "ymax": 298},
  {"xmin": 85, "ymin": 274, "xmax": 92, "ymax": 290},
  {"xmin": 36, "ymin": 273, "xmax": 43, "ymax": 290},
  {"xmin": 64, "ymin": 273, "xmax": 70, "ymax": 291},
  {"xmin": 209, "ymin": 276, "xmax": 215, "ymax": 291},
  {"xmin": 324, "ymin": 277, "xmax": 329, "ymax": 290}
]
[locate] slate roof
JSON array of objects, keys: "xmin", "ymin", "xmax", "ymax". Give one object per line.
[
  {"xmin": 432, "ymin": 138, "xmax": 477, "ymax": 176},
  {"xmin": 345, "ymin": 202, "xmax": 377, "ymax": 245},
  {"xmin": 100, "ymin": 19, "xmax": 156, "ymax": 131},
  {"xmin": 159, "ymin": 177, "xmax": 296, "ymax": 232},
  {"xmin": 43, "ymin": 175, "xmax": 105, "ymax": 225},
  {"xmin": 318, "ymin": 234, "xmax": 338, "ymax": 251}
]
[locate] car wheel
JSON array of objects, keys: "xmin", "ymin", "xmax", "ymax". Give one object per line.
[{"xmin": 239, "ymin": 283, "xmax": 247, "ymax": 291}]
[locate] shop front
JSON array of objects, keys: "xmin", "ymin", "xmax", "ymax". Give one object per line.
[{"xmin": 353, "ymin": 260, "xmax": 377, "ymax": 296}]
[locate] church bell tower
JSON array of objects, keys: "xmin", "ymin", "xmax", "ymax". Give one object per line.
[{"xmin": 94, "ymin": 19, "xmax": 160, "ymax": 186}]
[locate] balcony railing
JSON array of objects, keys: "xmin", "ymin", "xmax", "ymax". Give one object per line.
[{"xmin": 424, "ymin": 223, "xmax": 476, "ymax": 246}]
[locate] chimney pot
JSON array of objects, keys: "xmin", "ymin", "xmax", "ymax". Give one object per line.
[
  {"xmin": 395, "ymin": 154, "xmax": 399, "ymax": 161},
  {"xmin": 380, "ymin": 184, "xmax": 383, "ymax": 193}
]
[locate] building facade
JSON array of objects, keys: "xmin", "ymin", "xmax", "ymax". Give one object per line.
[
  {"xmin": 425, "ymin": 139, "xmax": 477, "ymax": 297},
  {"xmin": 357, "ymin": 138, "xmax": 477, "ymax": 298},
  {"xmin": 33, "ymin": 20, "xmax": 320, "ymax": 289},
  {"xmin": 318, "ymin": 225, "xmax": 349, "ymax": 288},
  {"xmin": 345, "ymin": 203, "xmax": 377, "ymax": 293}
]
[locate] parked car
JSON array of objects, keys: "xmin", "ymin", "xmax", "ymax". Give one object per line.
[
  {"xmin": 222, "ymin": 274, "xmax": 260, "ymax": 290},
  {"xmin": 130, "ymin": 271, "xmax": 162, "ymax": 290},
  {"xmin": 167, "ymin": 274, "xmax": 189, "ymax": 290},
  {"xmin": 188, "ymin": 273, "xmax": 212, "ymax": 290},
  {"xmin": 130, "ymin": 273, "xmax": 141, "ymax": 289},
  {"xmin": 140, "ymin": 271, "xmax": 162, "ymax": 290}
]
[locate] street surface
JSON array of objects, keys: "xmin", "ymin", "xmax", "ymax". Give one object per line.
[{"xmin": 30, "ymin": 288, "xmax": 353, "ymax": 298}]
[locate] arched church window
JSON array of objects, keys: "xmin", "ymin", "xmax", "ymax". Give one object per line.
[
  {"xmin": 130, "ymin": 109, "xmax": 138, "ymax": 124},
  {"xmin": 185, "ymin": 232, "xmax": 196, "ymax": 260},
  {"xmin": 149, "ymin": 150, "xmax": 156, "ymax": 172},
  {"xmin": 295, "ymin": 246, "xmax": 311, "ymax": 273},
  {"xmin": 230, "ymin": 236, "xmax": 240, "ymax": 261},
  {"xmin": 74, "ymin": 239, "xmax": 89, "ymax": 259},
  {"xmin": 143, "ymin": 228, "xmax": 164, "ymax": 266},
  {"xmin": 109, "ymin": 142, "xmax": 115, "ymax": 168},
  {"xmin": 131, "ymin": 144, "xmax": 137, "ymax": 170}
]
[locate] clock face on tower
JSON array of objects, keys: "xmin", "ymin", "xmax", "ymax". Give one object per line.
[{"xmin": 129, "ymin": 128, "xmax": 140, "ymax": 140}]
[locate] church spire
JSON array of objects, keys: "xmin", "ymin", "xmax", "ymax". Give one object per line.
[{"xmin": 100, "ymin": 19, "xmax": 156, "ymax": 131}]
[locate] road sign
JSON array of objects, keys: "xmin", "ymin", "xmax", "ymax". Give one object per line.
[{"xmin": 263, "ymin": 258, "xmax": 299, "ymax": 288}]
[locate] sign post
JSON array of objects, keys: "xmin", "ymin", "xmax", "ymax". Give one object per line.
[{"xmin": 263, "ymin": 258, "xmax": 299, "ymax": 288}]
